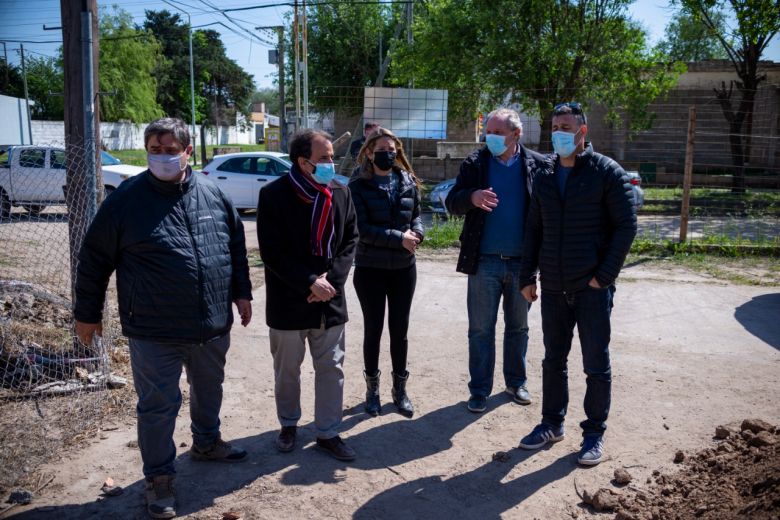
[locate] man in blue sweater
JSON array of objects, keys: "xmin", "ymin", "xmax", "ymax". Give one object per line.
[{"xmin": 446, "ymin": 108, "xmax": 550, "ymax": 413}]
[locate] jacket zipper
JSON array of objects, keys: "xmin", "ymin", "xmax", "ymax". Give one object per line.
[{"xmin": 182, "ymin": 189, "xmax": 205, "ymax": 344}]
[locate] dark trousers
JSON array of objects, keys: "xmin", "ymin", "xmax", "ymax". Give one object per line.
[
  {"xmin": 541, "ymin": 285, "xmax": 615, "ymax": 437},
  {"xmin": 129, "ymin": 335, "xmax": 230, "ymax": 478},
  {"xmin": 353, "ymin": 264, "xmax": 417, "ymax": 375}
]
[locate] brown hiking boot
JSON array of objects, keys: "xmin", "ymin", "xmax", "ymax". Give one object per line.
[
  {"xmin": 189, "ymin": 436, "xmax": 248, "ymax": 463},
  {"xmin": 145, "ymin": 475, "xmax": 176, "ymax": 519}
]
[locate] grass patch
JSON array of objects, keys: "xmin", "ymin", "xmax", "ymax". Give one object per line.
[
  {"xmin": 109, "ymin": 143, "xmax": 268, "ymax": 167},
  {"xmin": 643, "ymin": 187, "xmax": 780, "ymax": 203},
  {"xmin": 626, "ymin": 251, "xmax": 780, "ymax": 286},
  {"xmin": 420, "ymin": 215, "xmax": 463, "ymax": 249}
]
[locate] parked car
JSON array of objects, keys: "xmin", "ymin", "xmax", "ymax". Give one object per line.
[
  {"xmin": 625, "ymin": 170, "xmax": 645, "ymax": 210},
  {"xmin": 198, "ymin": 151, "xmax": 349, "ymax": 211},
  {"xmin": 428, "ymin": 169, "xmax": 644, "ymax": 215},
  {"xmin": 0, "ymin": 145, "xmax": 145, "ymax": 217},
  {"xmin": 429, "ymin": 178, "xmax": 456, "ymax": 215}
]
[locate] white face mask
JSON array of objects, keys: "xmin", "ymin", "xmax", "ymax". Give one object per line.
[{"xmin": 148, "ymin": 153, "xmax": 186, "ymax": 181}]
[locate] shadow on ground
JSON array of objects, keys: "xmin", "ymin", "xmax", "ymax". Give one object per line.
[
  {"xmin": 734, "ymin": 292, "xmax": 780, "ymax": 350},
  {"xmin": 11, "ymin": 395, "xmax": 575, "ymax": 518}
]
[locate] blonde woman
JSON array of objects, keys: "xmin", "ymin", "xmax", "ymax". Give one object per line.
[{"xmin": 349, "ymin": 128, "xmax": 424, "ymax": 418}]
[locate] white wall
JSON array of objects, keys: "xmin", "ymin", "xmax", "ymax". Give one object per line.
[
  {"xmin": 30, "ymin": 120, "xmax": 259, "ymax": 150},
  {"xmin": 0, "ymin": 95, "xmax": 33, "ymax": 145}
]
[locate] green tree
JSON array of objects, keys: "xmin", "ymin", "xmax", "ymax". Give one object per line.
[
  {"xmin": 681, "ymin": 0, "xmax": 780, "ymax": 192},
  {"xmin": 250, "ymin": 88, "xmax": 280, "ymax": 115},
  {"xmin": 194, "ymin": 29, "xmax": 255, "ymax": 127},
  {"xmin": 23, "ymin": 56, "xmax": 64, "ymax": 120},
  {"xmin": 99, "ymin": 7, "xmax": 164, "ymax": 122},
  {"xmin": 286, "ymin": 3, "xmax": 398, "ymax": 113},
  {"xmin": 142, "ymin": 10, "xmax": 197, "ymax": 121},
  {"xmin": 0, "ymin": 56, "xmax": 63, "ymax": 120},
  {"xmin": 143, "ymin": 11, "xmax": 254, "ymax": 128},
  {"xmin": 394, "ymin": 0, "xmax": 684, "ymax": 150},
  {"xmin": 655, "ymin": 8, "xmax": 729, "ymax": 61},
  {"xmin": 0, "ymin": 60, "xmax": 25, "ymax": 98}
]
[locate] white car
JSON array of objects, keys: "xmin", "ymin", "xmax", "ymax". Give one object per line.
[
  {"xmin": 0, "ymin": 146, "xmax": 144, "ymax": 217},
  {"xmin": 199, "ymin": 151, "xmax": 349, "ymax": 211}
]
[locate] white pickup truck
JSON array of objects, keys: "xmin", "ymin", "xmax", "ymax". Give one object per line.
[{"xmin": 0, "ymin": 145, "xmax": 146, "ymax": 218}]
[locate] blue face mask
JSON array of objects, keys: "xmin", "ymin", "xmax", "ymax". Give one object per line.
[
  {"xmin": 308, "ymin": 161, "xmax": 336, "ymax": 185},
  {"xmin": 485, "ymin": 134, "xmax": 508, "ymax": 156},
  {"xmin": 551, "ymin": 130, "xmax": 581, "ymax": 158}
]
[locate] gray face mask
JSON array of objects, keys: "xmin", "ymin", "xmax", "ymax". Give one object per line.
[{"xmin": 148, "ymin": 153, "xmax": 186, "ymax": 181}]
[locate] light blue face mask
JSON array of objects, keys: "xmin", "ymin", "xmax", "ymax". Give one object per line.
[
  {"xmin": 309, "ymin": 161, "xmax": 336, "ymax": 185},
  {"xmin": 485, "ymin": 134, "xmax": 508, "ymax": 156},
  {"xmin": 551, "ymin": 130, "xmax": 581, "ymax": 158}
]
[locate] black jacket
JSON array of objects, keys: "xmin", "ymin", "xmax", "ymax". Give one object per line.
[
  {"xmin": 519, "ymin": 144, "xmax": 637, "ymax": 293},
  {"xmin": 348, "ymin": 167, "xmax": 424, "ymax": 270},
  {"xmin": 74, "ymin": 169, "xmax": 252, "ymax": 344},
  {"xmin": 445, "ymin": 145, "xmax": 551, "ymax": 274},
  {"xmin": 257, "ymin": 173, "xmax": 358, "ymax": 330}
]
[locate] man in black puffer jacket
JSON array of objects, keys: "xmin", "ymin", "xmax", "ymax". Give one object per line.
[
  {"xmin": 517, "ymin": 103, "xmax": 636, "ymax": 468},
  {"xmin": 74, "ymin": 118, "xmax": 252, "ymax": 519}
]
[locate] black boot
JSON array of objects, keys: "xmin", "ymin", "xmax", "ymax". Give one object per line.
[
  {"xmin": 364, "ymin": 370, "xmax": 381, "ymax": 416},
  {"xmin": 392, "ymin": 371, "xmax": 414, "ymax": 418}
]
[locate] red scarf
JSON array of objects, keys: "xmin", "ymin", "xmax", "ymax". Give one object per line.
[{"xmin": 289, "ymin": 165, "xmax": 335, "ymax": 258}]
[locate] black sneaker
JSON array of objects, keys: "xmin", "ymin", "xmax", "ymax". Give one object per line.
[
  {"xmin": 316, "ymin": 435, "xmax": 356, "ymax": 461},
  {"xmin": 276, "ymin": 426, "xmax": 297, "ymax": 453},
  {"xmin": 467, "ymin": 395, "xmax": 487, "ymax": 413}
]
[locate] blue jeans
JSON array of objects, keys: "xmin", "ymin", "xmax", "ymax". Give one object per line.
[
  {"xmin": 129, "ymin": 335, "xmax": 230, "ymax": 478},
  {"xmin": 540, "ymin": 285, "xmax": 615, "ymax": 436},
  {"xmin": 467, "ymin": 255, "xmax": 530, "ymax": 398}
]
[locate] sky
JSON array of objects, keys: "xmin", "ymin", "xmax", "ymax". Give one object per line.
[{"xmin": 1, "ymin": 0, "xmax": 779, "ymax": 92}]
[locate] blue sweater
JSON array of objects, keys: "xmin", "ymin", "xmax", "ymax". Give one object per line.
[{"xmin": 479, "ymin": 157, "xmax": 525, "ymax": 256}]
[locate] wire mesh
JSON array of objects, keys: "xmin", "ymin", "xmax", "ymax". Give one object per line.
[
  {"xmin": 0, "ymin": 140, "xmax": 131, "ymax": 494},
  {"xmin": 302, "ymin": 85, "xmax": 779, "ymax": 245}
]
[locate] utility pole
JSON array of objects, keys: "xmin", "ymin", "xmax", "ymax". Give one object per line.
[
  {"xmin": 293, "ymin": 0, "xmax": 301, "ymax": 131},
  {"xmin": 257, "ymin": 25, "xmax": 287, "ymax": 152},
  {"xmin": 19, "ymin": 45, "xmax": 33, "ymax": 145},
  {"xmin": 1, "ymin": 42, "xmax": 8, "ymax": 93},
  {"xmin": 302, "ymin": 0, "xmax": 309, "ymax": 129},
  {"xmin": 161, "ymin": 0, "xmax": 197, "ymax": 165},
  {"xmin": 60, "ymin": 0, "xmax": 101, "ymax": 303}
]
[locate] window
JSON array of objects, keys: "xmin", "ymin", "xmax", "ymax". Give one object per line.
[
  {"xmin": 217, "ymin": 156, "xmax": 286, "ymax": 176},
  {"xmin": 217, "ymin": 158, "xmax": 253, "ymax": 174},
  {"xmin": 19, "ymin": 149, "xmax": 45, "ymax": 168},
  {"xmin": 52, "ymin": 150, "xmax": 66, "ymax": 170}
]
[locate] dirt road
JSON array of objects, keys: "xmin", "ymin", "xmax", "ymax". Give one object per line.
[{"xmin": 8, "ymin": 248, "xmax": 780, "ymax": 519}]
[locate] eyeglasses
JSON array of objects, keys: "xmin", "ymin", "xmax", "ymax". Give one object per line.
[{"xmin": 554, "ymin": 102, "xmax": 583, "ymax": 113}]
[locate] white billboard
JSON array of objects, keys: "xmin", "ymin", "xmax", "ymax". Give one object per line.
[{"xmin": 363, "ymin": 87, "xmax": 448, "ymax": 139}]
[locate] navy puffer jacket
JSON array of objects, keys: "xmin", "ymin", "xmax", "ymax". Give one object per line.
[
  {"xmin": 348, "ymin": 167, "xmax": 424, "ymax": 270},
  {"xmin": 74, "ymin": 169, "xmax": 252, "ymax": 344},
  {"xmin": 519, "ymin": 144, "xmax": 637, "ymax": 293}
]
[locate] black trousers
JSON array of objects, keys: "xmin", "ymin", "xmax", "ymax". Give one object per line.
[{"xmin": 353, "ymin": 264, "xmax": 417, "ymax": 376}]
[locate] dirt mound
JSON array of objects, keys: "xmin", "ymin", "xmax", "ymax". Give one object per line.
[{"xmin": 615, "ymin": 419, "xmax": 780, "ymax": 520}]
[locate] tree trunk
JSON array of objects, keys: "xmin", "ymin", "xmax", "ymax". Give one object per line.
[{"xmin": 538, "ymin": 110, "xmax": 554, "ymax": 154}]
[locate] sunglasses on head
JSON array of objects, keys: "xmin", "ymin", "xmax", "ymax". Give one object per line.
[{"xmin": 554, "ymin": 102, "xmax": 583, "ymax": 113}]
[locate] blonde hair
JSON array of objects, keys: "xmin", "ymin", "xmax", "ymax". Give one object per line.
[{"xmin": 356, "ymin": 128, "xmax": 419, "ymax": 185}]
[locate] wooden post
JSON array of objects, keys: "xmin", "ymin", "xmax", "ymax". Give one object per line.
[
  {"xmin": 60, "ymin": 0, "xmax": 101, "ymax": 302},
  {"xmin": 680, "ymin": 106, "xmax": 696, "ymax": 243}
]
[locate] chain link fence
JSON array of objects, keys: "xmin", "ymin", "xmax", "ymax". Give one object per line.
[{"xmin": 0, "ymin": 141, "xmax": 131, "ymax": 496}]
